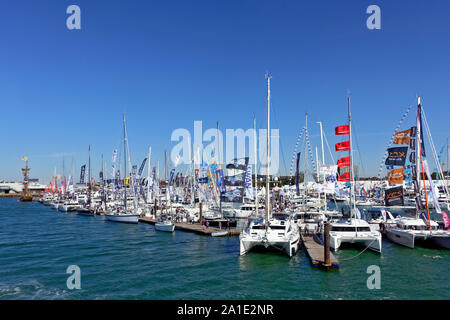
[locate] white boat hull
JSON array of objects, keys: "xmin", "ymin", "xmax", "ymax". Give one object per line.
[
  {"xmin": 155, "ymin": 222, "xmax": 175, "ymax": 232},
  {"xmin": 240, "ymin": 235, "xmax": 299, "ymax": 257},
  {"xmin": 330, "ymin": 233, "xmax": 382, "ymax": 253},
  {"xmin": 385, "ymin": 229, "xmax": 416, "ymax": 248},
  {"xmin": 105, "ymin": 213, "xmax": 139, "ymax": 224}
]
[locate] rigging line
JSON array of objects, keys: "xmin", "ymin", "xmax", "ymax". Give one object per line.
[
  {"xmin": 304, "ymin": 128, "xmax": 317, "ymax": 180},
  {"xmin": 351, "ymin": 121, "xmax": 366, "ymax": 179},
  {"xmin": 322, "ymin": 128, "xmax": 335, "ymax": 164},
  {"xmin": 377, "ymin": 104, "xmax": 412, "ymax": 179},
  {"xmin": 338, "ymin": 238, "xmax": 377, "ymax": 261},
  {"xmin": 270, "ymin": 99, "xmax": 289, "ymax": 178},
  {"xmin": 421, "ymin": 106, "xmax": 449, "ymax": 198},
  {"xmin": 289, "ymin": 127, "xmax": 305, "ymax": 177}
]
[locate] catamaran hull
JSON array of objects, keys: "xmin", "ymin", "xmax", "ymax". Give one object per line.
[
  {"xmin": 155, "ymin": 223, "xmax": 175, "ymax": 232},
  {"xmin": 330, "ymin": 235, "xmax": 382, "ymax": 253},
  {"xmin": 432, "ymin": 233, "xmax": 450, "ymax": 249},
  {"xmin": 239, "ymin": 237, "xmax": 299, "ymax": 257},
  {"xmin": 105, "ymin": 214, "xmax": 139, "ymax": 224},
  {"xmin": 385, "ymin": 229, "xmax": 416, "ymax": 248}
]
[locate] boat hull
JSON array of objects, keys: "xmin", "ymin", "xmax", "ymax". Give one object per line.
[
  {"xmin": 105, "ymin": 213, "xmax": 139, "ymax": 224},
  {"xmin": 432, "ymin": 233, "xmax": 450, "ymax": 249},
  {"xmin": 240, "ymin": 236, "xmax": 299, "ymax": 257},
  {"xmin": 154, "ymin": 222, "xmax": 175, "ymax": 232},
  {"xmin": 385, "ymin": 229, "xmax": 416, "ymax": 248},
  {"xmin": 76, "ymin": 208, "xmax": 95, "ymax": 216},
  {"xmin": 330, "ymin": 234, "xmax": 382, "ymax": 253}
]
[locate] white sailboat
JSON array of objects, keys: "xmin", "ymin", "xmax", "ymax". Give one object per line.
[
  {"xmin": 327, "ymin": 95, "xmax": 382, "ymax": 253},
  {"xmin": 239, "ymin": 75, "xmax": 300, "ymax": 257},
  {"xmin": 105, "ymin": 114, "xmax": 139, "ymax": 224},
  {"xmin": 77, "ymin": 145, "xmax": 95, "ymax": 216},
  {"xmin": 385, "ymin": 97, "xmax": 450, "ymax": 249}
]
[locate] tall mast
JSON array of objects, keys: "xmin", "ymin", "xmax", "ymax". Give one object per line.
[
  {"xmin": 88, "ymin": 145, "xmax": 91, "ymax": 206},
  {"xmin": 317, "ymin": 121, "xmax": 325, "ymax": 166},
  {"xmin": 123, "ymin": 113, "xmax": 127, "ymax": 210},
  {"xmin": 265, "ymin": 74, "xmax": 271, "ymax": 229},
  {"xmin": 348, "ymin": 95, "xmax": 355, "ymax": 218},
  {"xmin": 62, "ymin": 156, "xmax": 66, "ymax": 196},
  {"xmin": 147, "ymin": 145, "xmax": 151, "ymax": 203},
  {"xmin": 217, "ymin": 121, "xmax": 222, "ymax": 215},
  {"xmin": 164, "ymin": 150, "xmax": 167, "ymax": 182},
  {"xmin": 315, "ymin": 147, "xmax": 319, "ymax": 182},
  {"xmin": 304, "ymin": 113, "xmax": 308, "ymax": 201},
  {"xmin": 447, "ymin": 137, "xmax": 449, "ymax": 179},
  {"xmin": 416, "ymin": 97, "xmax": 432, "ymax": 229},
  {"xmin": 254, "ymin": 116, "xmax": 258, "ymax": 216}
]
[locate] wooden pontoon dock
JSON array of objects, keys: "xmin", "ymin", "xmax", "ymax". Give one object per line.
[
  {"xmin": 139, "ymin": 217, "xmax": 240, "ymax": 237},
  {"xmin": 301, "ymin": 233, "xmax": 339, "ymax": 270}
]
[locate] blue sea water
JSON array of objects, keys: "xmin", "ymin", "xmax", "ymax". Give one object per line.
[{"xmin": 0, "ymin": 198, "xmax": 448, "ymax": 300}]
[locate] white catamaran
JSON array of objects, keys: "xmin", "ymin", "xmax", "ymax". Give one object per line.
[
  {"xmin": 385, "ymin": 97, "xmax": 450, "ymax": 249},
  {"xmin": 240, "ymin": 75, "xmax": 300, "ymax": 257},
  {"xmin": 327, "ymin": 95, "xmax": 382, "ymax": 253}
]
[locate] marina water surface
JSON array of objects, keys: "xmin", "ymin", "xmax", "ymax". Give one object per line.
[{"xmin": 0, "ymin": 198, "xmax": 448, "ymax": 300}]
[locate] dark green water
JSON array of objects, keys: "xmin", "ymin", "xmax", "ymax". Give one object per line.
[{"xmin": 0, "ymin": 198, "xmax": 448, "ymax": 299}]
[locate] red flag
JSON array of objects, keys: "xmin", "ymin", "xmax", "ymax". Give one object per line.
[
  {"xmin": 335, "ymin": 141, "xmax": 350, "ymax": 151},
  {"xmin": 335, "ymin": 125, "xmax": 350, "ymax": 135},
  {"xmin": 337, "ymin": 156, "xmax": 351, "ymax": 167},
  {"xmin": 337, "ymin": 172, "xmax": 353, "ymax": 182}
]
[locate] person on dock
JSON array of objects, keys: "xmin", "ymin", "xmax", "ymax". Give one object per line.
[
  {"xmin": 305, "ymin": 223, "xmax": 309, "ymax": 236},
  {"xmin": 206, "ymin": 221, "xmax": 209, "ymax": 229}
]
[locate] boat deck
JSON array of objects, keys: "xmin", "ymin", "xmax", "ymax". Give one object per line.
[
  {"xmin": 139, "ymin": 217, "xmax": 240, "ymax": 236},
  {"xmin": 301, "ymin": 234, "xmax": 339, "ymax": 269}
]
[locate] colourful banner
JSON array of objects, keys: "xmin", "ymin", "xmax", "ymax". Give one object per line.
[
  {"xmin": 394, "ymin": 129, "xmax": 411, "ymax": 145},
  {"xmin": 335, "ymin": 125, "xmax": 350, "ymax": 135},
  {"xmin": 337, "ymin": 156, "xmax": 351, "ymax": 168},
  {"xmin": 244, "ymin": 164, "xmax": 254, "ymax": 200},
  {"xmin": 335, "ymin": 141, "xmax": 350, "ymax": 151},
  {"xmin": 385, "ymin": 186, "xmax": 404, "ymax": 206},
  {"xmin": 385, "ymin": 147, "xmax": 408, "ymax": 166},
  {"xmin": 337, "ymin": 172, "xmax": 352, "ymax": 182},
  {"xmin": 388, "ymin": 168, "xmax": 405, "ymax": 185}
]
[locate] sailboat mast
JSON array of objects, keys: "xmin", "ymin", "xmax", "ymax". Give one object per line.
[
  {"xmin": 416, "ymin": 98, "xmax": 432, "ymax": 229},
  {"xmin": 317, "ymin": 121, "xmax": 325, "ymax": 166},
  {"xmin": 348, "ymin": 95, "xmax": 355, "ymax": 218},
  {"xmin": 447, "ymin": 137, "xmax": 449, "ymax": 179},
  {"xmin": 265, "ymin": 74, "xmax": 271, "ymax": 229},
  {"xmin": 217, "ymin": 121, "xmax": 222, "ymax": 215},
  {"xmin": 88, "ymin": 145, "xmax": 91, "ymax": 205},
  {"xmin": 123, "ymin": 113, "xmax": 127, "ymax": 210},
  {"xmin": 254, "ymin": 116, "xmax": 258, "ymax": 217},
  {"xmin": 147, "ymin": 146, "xmax": 151, "ymax": 202},
  {"xmin": 304, "ymin": 113, "xmax": 308, "ymax": 201}
]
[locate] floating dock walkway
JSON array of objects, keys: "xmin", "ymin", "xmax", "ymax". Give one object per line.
[
  {"xmin": 139, "ymin": 217, "xmax": 240, "ymax": 237},
  {"xmin": 301, "ymin": 234, "xmax": 339, "ymax": 270}
]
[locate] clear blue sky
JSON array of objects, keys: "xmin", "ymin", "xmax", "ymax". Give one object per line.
[{"xmin": 1, "ymin": 0, "xmax": 449, "ymax": 183}]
